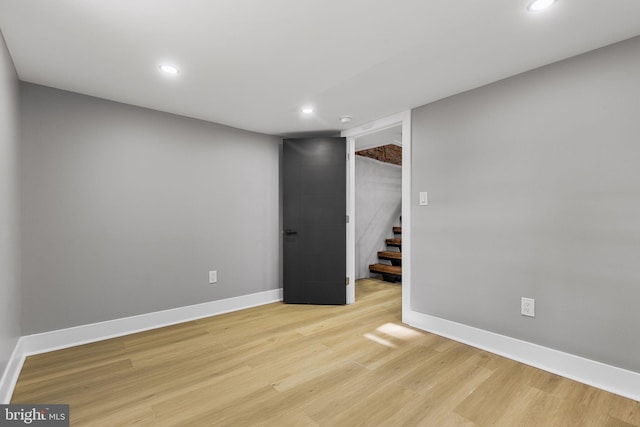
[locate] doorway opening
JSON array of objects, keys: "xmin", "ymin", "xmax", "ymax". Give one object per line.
[
  {"xmin": 342, "ymin": 111, "xmax": 411, "ymax": 322},
  {"xmin": 353, "ymin": 126, "xmax": 403, "ymax": 283}
]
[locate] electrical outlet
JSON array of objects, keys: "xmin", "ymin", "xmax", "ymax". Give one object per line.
[
  {"xmin": 521, "ymin": 297, "xmax": 535, "ymax": 317},
  {"xmin": 209, "ymin": 270, "xmax": 217, "ymax": 284}
]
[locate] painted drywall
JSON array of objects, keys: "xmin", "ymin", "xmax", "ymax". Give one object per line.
[
  {"xmin": 355, "ymin": 156, "xmax": 401, "ymax": 279},
  {"xmin": 411, "ymin": 35, "xmax": 640, "ymax": 372},
  {"xmin": 21, "ymin": 84, "xmax": 281, "ymax": 334},
  {"xmin": 0, "ymin": 31, "xmax": 20, "ymax": 377}
]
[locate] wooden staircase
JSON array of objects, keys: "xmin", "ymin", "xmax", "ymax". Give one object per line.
[{"xmin": 369, "ymin": 221, "xmax": 402, "ymax": 282}]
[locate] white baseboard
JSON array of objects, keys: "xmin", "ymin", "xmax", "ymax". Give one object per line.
[
  {"xmin": 0, "ymin": 338, "xmax": 25, "ymax": 404},
  {"xmin": 0, "ymin": 288, "xmax": 282, "ymax": 403},
  {"xmin": 22, "ymin": 288, "xmax": 283, "ymax": 355},
  {"xmin": 6, "ymin": 294, "xmax": 636, "ymax": 404},
  {"xmin": 0, "ymin": 288, "xmax": 282, "ymax": 404},
  {"xmin": 404, "ymin": 309, "xmax": 640, "ymax": 402}
]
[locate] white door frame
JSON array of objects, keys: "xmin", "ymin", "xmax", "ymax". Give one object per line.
[{"xmin": 341, "ymin": 111, "xmax": 411, "ymax": 321}]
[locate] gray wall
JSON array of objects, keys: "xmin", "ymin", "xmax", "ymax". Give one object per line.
[
  {"xmin": 0, "ymin": 31, "xmax": 20, "ymax": 376},
  {"xmin": 411, "ymin": 36, "xmax": 640, "ymax": 372},
  {"xmin": 355, "ymin": 156, "xmax": 401, "ymax": 279},
  {"xmin": 21, "ymin": 84, "xmax": 281, "ymax": 334}
]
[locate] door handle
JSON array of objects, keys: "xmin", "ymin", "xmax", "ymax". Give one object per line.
[{"xmin": 283, "ymin": 229, "xmax": 298, "ymax": 235}]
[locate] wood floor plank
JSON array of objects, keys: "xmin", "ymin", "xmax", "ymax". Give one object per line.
[
  {"xmin": 74, "ymin": 405, "xmax": 159, "ymax": 427},
  {"xmin": 607, "ymin": 417, "xmax": 639, "ymax": 427},
  {"xmin": 10, "ymin": 278, "xmax": 639, "ymax": 426},
  {"xmin": 12, "ymin": 359, "xmax": 135, "ymax": 403},
  {"xmin": 454, "ymin": 362, "xmax": 533, "ymax": 425},
  {"xmin": 396, "ymin": 342, "xmax": 479, "ymax": 394},
  {"xmin": 317, "ymin": 382, "xmax": 418, "ymax": 426},
  {"xmin": 16, "ymin": 338, "xmax": 128, "ymax": 385},
  {"xmin": 391, "ymin": 359, "xmax": 494, "ymax": 425},
  {"xmin": 609, "ymin": 398, "xmax": 640, "ymax": 425},
  {"xmin": 150, "ymin": 368, "xmax": 272, "ymax": 425}
]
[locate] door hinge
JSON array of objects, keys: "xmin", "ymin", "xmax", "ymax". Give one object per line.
[
  {"xmin": 346, "ymin": 215, "xmax": 350, "ymax": 223},
  {"xmin": 346, "ymin": 277, "xmax": 350, "ymax": 286}
]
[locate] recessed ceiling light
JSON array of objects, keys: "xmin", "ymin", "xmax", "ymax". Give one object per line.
[
  {"xmin": 301, "ymin": 107, "xmax": 314, "ymax": 114},
  {"xmin": 159, "ymin": 64, "xmax": 179, "ymax": 74},
  {"xmin": 527, "ymin": 0, "xmax": 557, "ymax": 12},
  {"xmin": 340, "ymin": 116, "xmax": 353, "ymax": 124}
]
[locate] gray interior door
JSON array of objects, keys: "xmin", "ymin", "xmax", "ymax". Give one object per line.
[{"xmin": 283, "ymin": 137, "xmax": 346, "ymax": 304}]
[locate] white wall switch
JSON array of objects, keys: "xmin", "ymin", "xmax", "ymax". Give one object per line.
[
  {"xmin": 419, "ymin": 191, "xmax": 428, "ymax": 206},
  {"xmin": 521, "ymin": 297, "xmax": 535, "ymax": 317},
  {"xmin": 209, "ymin": 270, "xmax": 217, "ymax": 284}
]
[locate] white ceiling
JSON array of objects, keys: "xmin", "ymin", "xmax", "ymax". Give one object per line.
[{"xmin": 1, "ymin": 1, "xmax": 639, "ymax": 136}]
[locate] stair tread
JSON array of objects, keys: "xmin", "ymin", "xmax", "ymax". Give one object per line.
[
  {"xmin": 385, "ymin": 238, "xmax": 402, "ymax": 246},
  {"xmin": 369, "ymin": 264, "xmax": 402, "ymax": 275},
  {"xmin": 378, "ymin": 251, "xmax": 402, "ymax": 260},
  {"xmin": 393, "ymin": 226, "xmax": 402, "ymax": 234}
]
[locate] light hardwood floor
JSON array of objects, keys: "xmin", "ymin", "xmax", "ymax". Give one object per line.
[{"xmin": 12, "ymin": 279, "xmax": 640, "ymax": 426}]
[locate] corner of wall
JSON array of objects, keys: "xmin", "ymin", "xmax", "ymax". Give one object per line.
[
  {"xmin": 0, "ymin": 339, "xmax": 25, "ymax": 404},
  {"xmin": 0, "ymin": 26, "xmax": 23, "ymax": 406}
]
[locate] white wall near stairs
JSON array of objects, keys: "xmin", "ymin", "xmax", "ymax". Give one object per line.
[{"xmin": 354, "ymin": 156, "xmax": 402, "ymax": 279}]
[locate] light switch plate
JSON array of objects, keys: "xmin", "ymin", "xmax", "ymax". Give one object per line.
[
  {"xmin": 419, "ymin": 192, "xmax": 428, "ymax": 206},
  {"xmin": 209, "ymin": 270, "xmax": 217, "ymax": 284}
]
